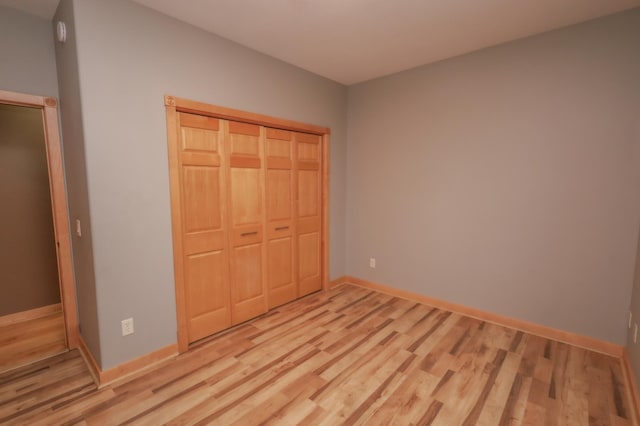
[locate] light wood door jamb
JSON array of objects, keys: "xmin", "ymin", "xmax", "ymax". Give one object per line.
[{"xmin": 165, "ymin": 95, "xmax": 330, "ymax": 353}]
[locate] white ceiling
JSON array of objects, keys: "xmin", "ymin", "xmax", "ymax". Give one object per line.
[
  {"xmin": 133, "ymin": 0, "xmax": 640, "ymax": 85},
  {"xmin": 2, "ymin": 0, "xmax": 639, "ymax": 85}
]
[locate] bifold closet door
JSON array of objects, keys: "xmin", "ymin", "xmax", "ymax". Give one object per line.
[
  {"xmin": 226, "ymin": 121, "xmax": 268, "ymax": 323},
  {"xmin": 296, "ymin": 132, "xmax": 322, "ymax": 296},
  {"xmin": 177, "ymin": 113, "xmax": 231, "ymax": 342},
  {"xmin": 265, "ymin": 128, "xmax": 296, "ymax": 308}
]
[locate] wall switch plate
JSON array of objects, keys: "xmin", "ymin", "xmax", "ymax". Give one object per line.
[
  {"xmin": 630, "ymin": 311, "xmax": 633, "ymax": 329},
  {"xmin": 76, "ymin": 219, "xmax": 82, "ymax": 237},
  {"xmin": 369, "ymin": 258, "xmax": 376, "ymax": 268},
  {"xmin": 121, "ymin": 318, "xmax": 134, "ymax": 336}
]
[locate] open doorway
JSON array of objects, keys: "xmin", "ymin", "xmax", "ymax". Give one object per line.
[{"xmin": 0, "ymin": 90, "xmax": 77, "ymax": 373}]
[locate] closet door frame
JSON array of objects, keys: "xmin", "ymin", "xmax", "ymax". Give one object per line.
[{"xmin": 165, "ymin": 95, "xmax": 330, "ymax": 353}]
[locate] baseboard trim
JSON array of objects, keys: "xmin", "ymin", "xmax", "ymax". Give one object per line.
[
  {"xmin": 0, "ymin": 303, "xmax": 62, "ymax": 327},
  {"xmin": 77, "ymin": 334, "xmax": 178, "ymax": 387},
  {"xmin": 329, "ymin": 275, "xmax": 347, "ymax": 289},
  {"xmin": 77, "ymin": 334, "xmax": 101, "ymax": 386},
  {"xmin": 338, "ymin": 275, "xmax": 624, "ymax": 357},
  {"xmin": 622, "ymin": 349, "xmax": 640, "ymax": 424},
  {"xmin": 100, "ymin": 343, "xmax": 178, "ymax": 386}
]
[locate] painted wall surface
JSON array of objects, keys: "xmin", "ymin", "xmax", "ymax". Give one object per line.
[
  {"xmin": 67, "ymin": 0, "xmax": 347, "ymax": 369},
  {"xmin": 347, "ymin": 9, "xmax": 640, "ymax": 345},
  {"xmin": 0, "ymin": 6, "xmax": 58, "ymax": 97},
  {"xmin": 54, "ymin": 0, "xmax": 102, "ymax": 365},
  {"xmin": 0, "ymin": 104, "xmax": 61, "ymax": 316}
]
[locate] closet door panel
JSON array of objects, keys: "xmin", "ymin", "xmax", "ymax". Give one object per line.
[
  {"xmin": 296, "ymin": 132, "xmax": 322, "ymax": 296},
  {"xmin": 184, "ymin": 230, "xmax": 226, "ymax": 255},
  {"xmin": 298, "ymin": 232, "xmax": 320, "ymax": 291},
  {"xmin": 265, "ymin": 128, "xmax": 296, "ymax": 308},
  {"xmin": 267, "ymin": 238, "xmax": 293, "ymax": 286},
  {"xmin": 230, "ymin": 168, "xmax": 261, "ymax": 225},
  {"xmin": 182, "ymin": 166, "xmax": 221, "ymax": 231},
  {"xmin": 231, "ymin": 243, "xmax": 265, "ymax": 321},
  {"xmin": 297, "ymin": 170, "xmax": 319, "ymax": 218},
  {"xmin": 267, "ymin": 170, "xmax": 292, "ymax": 221},
  {"xmin": 227, "ymin": 121, "xmax": 267, "ymax": 323},
  {"xmin": 184, "ymin": 250, "xmax": 229, "ymax": 341},
  {"xmin": 178, "ymin": 113, "xmax": 231, "ymax": 342}
]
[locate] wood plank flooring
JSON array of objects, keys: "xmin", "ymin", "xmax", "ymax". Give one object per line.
[
  {"xmin": 0, "ymin": 284, "xmax": 635, "ymax": 425},
  {"xmin": 0, "ymin": 309, "xmax": 66, "ymax": 374}
]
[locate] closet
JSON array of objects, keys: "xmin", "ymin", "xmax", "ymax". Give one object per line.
[{"xmin": 165, "ymin": 96, "xmax": 328, "ymax": 351}]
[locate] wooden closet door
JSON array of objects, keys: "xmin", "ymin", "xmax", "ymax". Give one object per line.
[
  {"xmin": 265, "ymin": 128, "xmax": 296, "ymax": 308},
  {"xmin": 226, "ymin": 121, "xmax": 267, "ymax": 323},
  {"xmin": 296, "ymin": 132, "xmax": 322, "ymax": 296},
  {"xmin": 178, "ymin": 113, "xmax": 231, "ymax": 342}
]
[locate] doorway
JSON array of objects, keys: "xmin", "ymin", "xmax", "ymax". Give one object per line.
[{"xmin": 0, "ymin": 89, "xmax": 77, "ymax": 373}]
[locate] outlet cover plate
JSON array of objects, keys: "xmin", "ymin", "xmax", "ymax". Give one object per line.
[{"xmin": 121, "ymin": 318, "xmax": 134, "ymax": 336}]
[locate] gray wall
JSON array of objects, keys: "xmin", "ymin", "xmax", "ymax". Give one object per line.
[
  {"xmin": 62, "ymin": 0, "xmax": 347, "ymax": 370},
  {"xmin": 346, "ymin": 9, "xmax": 640, "ymax": 345},
  {"xmin": 54, "ymin": 0, "xmax": 102, "ymax": 365},
  {"xmin": 0, "ymin": 6, "xmax": 58, "ymax": 97}
]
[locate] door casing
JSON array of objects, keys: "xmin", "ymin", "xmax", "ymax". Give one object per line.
[{"xmin": 0, "ymin": 89, "xmax": 79, "ymax": 349}]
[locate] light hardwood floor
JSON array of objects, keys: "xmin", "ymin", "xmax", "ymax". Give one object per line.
[
  {"xmin": 0, "ymin": 309, "xmax": 66, "ymax": 374},
  {"xmin": 0, "ymin": 284, "xmax": 635, "ymax": 425}
]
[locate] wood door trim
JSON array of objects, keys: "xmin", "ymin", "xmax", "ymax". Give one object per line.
[
  {"xmin": 43, "ymin": 98, "xmax": 78, "ymax": 349},
  {"xmin": 0, "ymin": 89, "xmax": 79, "ymax": 350},
  {"xmin": 322, "ymin": 134, "xmax": 330, "ymax": 291},
  {"xmin": 339, "ymin": 275, "xmax": 625, "ymax": 357},
  {"xmin": 165, "ymin": 95, "xmax": 330, "ymax": 353},
  {"xmin": 0, "ymin": 89, "xmax": 44, "ymax": 107},
  {"xmin": 165, "ymin": 102, "xmax": 189, "ymax": 353},
  {"xmin": 165, "ymin": 96, "xmax": 330, "ymax": 136}
]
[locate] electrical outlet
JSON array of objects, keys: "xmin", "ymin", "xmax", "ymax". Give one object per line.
[
  {"xmin": 634, "ymin": 323, "xmax": 638, "ymax": 344},
  {"xmin": 369, "ymin": 258, "xmax": 376, "ymax": 268},
  {"xmin": 121, "ymin": 318, "xmax": 134, "ymax": 336},
  {"xmin": 630, "ymin": 311, "xmax": 633, "ymax": 329}
]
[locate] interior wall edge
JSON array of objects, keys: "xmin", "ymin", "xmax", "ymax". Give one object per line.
[{"xmin": 53, "ymin": 0, "xmax": 103, "ymax": 368}]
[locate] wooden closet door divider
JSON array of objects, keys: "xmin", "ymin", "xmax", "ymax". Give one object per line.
[
  {"xmin": 175, "ymin": 112, "xmax": 232, "ymax": 343},
  {"xmin": 296, "ymin": 132, "xmax": 323, "ymax": 297},
  {"xmin": 265, "ymin": 128, "xmax": 297, "ymax": 308},
  {"xmin": 225, "ymin": 121, "xmax": 268, "ymax": 324}
]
